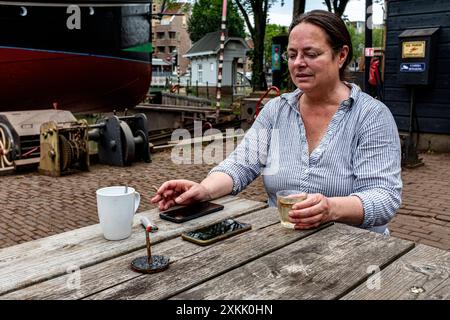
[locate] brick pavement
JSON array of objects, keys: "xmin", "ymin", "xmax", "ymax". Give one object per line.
[
  {"xmin": 389, "ymin": 152, "xmax": 450, "ymax": 250},
  {"xmin": 0, "ymin": 150, "xmax": 449, "ymax": 251}
]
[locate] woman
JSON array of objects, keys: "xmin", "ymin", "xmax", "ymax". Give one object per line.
[{"xmin": 151, "ymin": 10, "xmax": 402, "ymax": 235}]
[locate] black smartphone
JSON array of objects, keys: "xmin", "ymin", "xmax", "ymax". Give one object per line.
[
  {"xmin": 181, "ymin": 219, "xmax": 252, "ymax": 246},
  {"xmin": 159, "ymin": 201, "xmax": 224, "ymax": 223}
]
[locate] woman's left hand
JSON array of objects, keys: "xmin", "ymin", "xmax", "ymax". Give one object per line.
[{"xmin": 288, "ymin": 193, "xmax": 335, "ymax": 229}]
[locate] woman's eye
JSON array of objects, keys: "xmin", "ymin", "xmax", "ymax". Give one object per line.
[{"xmin": 305, "ymin": 52, "xmax": 318, "ymax": 58}]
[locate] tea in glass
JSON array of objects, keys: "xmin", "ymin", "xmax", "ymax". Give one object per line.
[{"xmin": 276, "ymin": 190, "xmax": 307, "ymax": 229}]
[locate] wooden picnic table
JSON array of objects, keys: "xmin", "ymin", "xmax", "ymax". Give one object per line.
[{"xmin": 0, "ymin": 196, "xmax": 449, "ymax": 300}]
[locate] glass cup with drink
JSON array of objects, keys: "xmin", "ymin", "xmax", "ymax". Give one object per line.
[{"xmin": 276, "ymin": 190, "xmax": 308, "ymax": 229}]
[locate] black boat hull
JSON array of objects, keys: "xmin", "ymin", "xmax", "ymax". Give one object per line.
[{"xmin": 0, "ymin": 1, "xmax": 152, "ymax": 113}]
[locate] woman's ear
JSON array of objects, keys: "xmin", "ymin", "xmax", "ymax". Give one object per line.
[{"xmin": 339, "ymin": 45, "xmax": 350, "ymax": 68}]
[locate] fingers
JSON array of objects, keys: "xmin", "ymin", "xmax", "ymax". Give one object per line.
[
  {"xmin": 289, "ymin": 204, "xmax": 325, "ymax": 223},
  {"xmin": 150, "ymin": 180, "xmax": 195, "ymax": 205},
  {"xmin": 150, "ymin": 190, "xmax": 176, "ymax": 205},
  {"xmin": 159, "ymin": 180, "xmax": 195, "ymax": 194},
  {"xmin": 175, "ymin": 184, "xmax": 211, "ymax": 205},
  {"xmin": 288, "ymin": 193, "xmax": 330, "ymax": 227},
  {"xmin": 289, "ymin": 204, "xmax": 323, "ymax": 219},
  {"xmin": 291, "ymin": 193, "xmax": 322, "ymax": 210},
  {"xmin": 174, "ymin": 187, "xmax": 197, "ymax": 204},
  {"xmin": 150, "ymin": 194, "xmax": 162, "ymax": 203},
  {"xmin": 150, "ymin": 180, "xmax": 207, "ymax": 210},
  {"xmin": 159, "ymin": 199, "xmax": 175, "ymax": 211},
  {"xmin": 290, "ymin": 213, "xmax": 323, "ymax": 225}
]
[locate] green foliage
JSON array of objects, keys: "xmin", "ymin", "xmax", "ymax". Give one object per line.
[
  {"xmin": 346, "ymin": 22, "xmax": 385, "ymax": 63},
  {"xmin": 187, "ymin": 0, "xmax": 246, "ymax": 43},
  {"xmin": 373, "ymin": 28, "xmax": 384, "ymax": 48},
  {"xmin": 346, "ymin": 22, "xmax": 364, "ymax": 62}
]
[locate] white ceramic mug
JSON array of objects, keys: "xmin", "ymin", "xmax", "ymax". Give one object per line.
[{"xmin": 96, "ymin": 186, "xmax": 141, "ymax": 240}]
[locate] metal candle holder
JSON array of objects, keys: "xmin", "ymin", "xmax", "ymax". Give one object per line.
[{"xmin": 131, "ymin": 227, "xmax": 169, "ymax": 274}]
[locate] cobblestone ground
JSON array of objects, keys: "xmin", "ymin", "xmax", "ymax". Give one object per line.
[{"xmin": 0, "ymin": 150, "xmax": 449, "ymax": 251}]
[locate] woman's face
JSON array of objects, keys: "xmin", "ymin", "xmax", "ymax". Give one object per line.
[{"xmin": 287, "ymin": 22, "xmax": 348, "ymax": 93}]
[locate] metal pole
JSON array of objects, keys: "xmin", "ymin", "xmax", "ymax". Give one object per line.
[
  {"xmin": 364, "ymin": 0, "xmax": 373, "ymax": 92},
  {"xmin": 216, "ymin": 0, "xmax": 228, "ymax": 120},
  {"xmin": 176, "ymin": 49, "xmax": 180, "ymax": 94},
  {"xmin": 404, "ymin": 86, "xmax": 423, "ymax": 167},
  {"xmin": 231, "ymin": 84, "xmax": 234, "ymax": 103},
  {"xmin": 145, "ymin": 229, "xmax": 152, "ymax": 263},
  {"xmin": 409, "ymin": 87, "xmax": 415, "ymax": 136}
]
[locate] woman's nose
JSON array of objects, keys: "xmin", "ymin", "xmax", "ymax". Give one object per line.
[{"xmin": 293, "ymin": 54, "xmax": 307, "ymax": 66}]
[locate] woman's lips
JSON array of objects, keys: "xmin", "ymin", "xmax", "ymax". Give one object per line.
[{"xmin": 295, "ymin": 74, "xmax": 313, "ymax": 81}]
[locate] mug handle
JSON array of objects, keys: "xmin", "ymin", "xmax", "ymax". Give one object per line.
[{"xmin": 134, "ymin": 192, "xmax": 141, "ymax": 213}]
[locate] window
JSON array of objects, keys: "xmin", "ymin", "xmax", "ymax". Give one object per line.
[
  {"xmin": 156, "ymin": 32, "xmax": 165, "ymax": 39},
  {"xmin": 169, "ymin": 46, "xmax": 176, "ymax": 53},
  {"xmin": 210, "ymin": 63, "xmax": 214, "ymax": 72},
  {"xmin": 198, "ymin": 64, "xmax": 203, "ymax": 83},
  {"xmin": 161, "ymin": 17, "xmax": 172, "ymax": 26},
  {"xmin": 157, "ymin": 46, "xmax": 165, "ymax": 54},
  {"xmin": 169, "ymin": 32, "xmax": 176, "ymax": 39}
]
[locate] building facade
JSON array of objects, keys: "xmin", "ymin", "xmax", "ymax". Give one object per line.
[
  {"xmin": 383, "ymin": 0, "xmax": 450, "ymax": 152},
  {"xmin": 184, "ymin": 31, "xmax": 249, "ymax": 94},
  {"xmin": 151, "ymin": 2, "xmax": 191, "ymax": 75},
  {"xmin": 384, "ymin": 0, "xmax": 450, "ymax": 134}
]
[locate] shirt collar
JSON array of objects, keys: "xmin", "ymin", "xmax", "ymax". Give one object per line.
[
  {"xmin": 345, "ymin": 82, "xmax": 360, "ymax": 109},
  {"xmin": 280, "ymin": 82, "xmax": 361, "ymax": 111}
]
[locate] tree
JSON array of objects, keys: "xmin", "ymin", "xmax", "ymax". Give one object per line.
[
  {"xmin": 346, "ymin": 22, "xmax": 384, "ymax": 57},
  {"xmin": 323, "ymin": 0, "xmax": 350, "ymax": 17},
  {"xmin": 373, "ymin": 27, "xmax": 383, "ymax": 48},
  {"xmin": 346, "ymin": 22, "xmax": 364, "ymax": 62},
  {"xmin": 235, "ymin": 0, "xmax": 280, "ymax": 91},
  {"xmin": 292, "ymin": 0, "xmax": 306, "ymax": 18},
  {"xmin": 187, "ymin": 0, "xmax": 246, "ymax": 43}
]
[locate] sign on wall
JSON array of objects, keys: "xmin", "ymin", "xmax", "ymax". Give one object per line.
[
  {"xmin": 365, "ymin": 47, "xmax": 374, "ymax": 57},
  {"xmin": 400, "ymin": 63, "xmax": 426, "ymax": 72},
  {"xmin": 402, "ymin": 41, "xmax": 426, "ymax": 58}
]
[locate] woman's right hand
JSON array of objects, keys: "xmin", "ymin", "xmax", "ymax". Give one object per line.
[{"xmin": 150, "ymin": 179, "xmax": 212, "ymax": 210}]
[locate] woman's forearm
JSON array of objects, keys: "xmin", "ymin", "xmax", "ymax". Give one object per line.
[
  {"xmin": 200, "ymin": 172, "xmax": 234, "ymax": 200},
  {"xmin": 329, "ymin": 196, "xmax": 365, "ymax": 226}
]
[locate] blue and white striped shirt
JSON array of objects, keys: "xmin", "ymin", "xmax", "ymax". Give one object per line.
[{"xmin": 210, "ymin": 83, "xmax": 402, "ymax": 234}]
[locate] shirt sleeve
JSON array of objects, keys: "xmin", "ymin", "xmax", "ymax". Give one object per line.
[
  {"xmin": 208, "ymin": 98, "xmax": 277, "ymax": 194},
  {"xmin": 350, "ymin": 101, "xmax": 403, "ymax": 228}
]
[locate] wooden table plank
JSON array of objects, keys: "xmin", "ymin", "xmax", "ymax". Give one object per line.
[
  {"xmin": 0, "ymin": 196, "xmax": 266, "ymax": 296},
  {"xmin": 170, "ymin": 223, "xmax": 415, "ymax": 300},
  {"xmin": 85, "ymin": 210, "xmax": 332, "ymax": 300},
  {"xmin": 341, "ymin": 244, "xmax": 450, "ymax": 300},
  {"xmin": 1, "ymin": 207, "xmax": 278, "ymax": 300}
]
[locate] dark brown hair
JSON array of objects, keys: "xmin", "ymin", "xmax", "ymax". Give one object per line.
[{"xmin": 289, "ymin": 10, "xmax": 353, "ymax": 80}]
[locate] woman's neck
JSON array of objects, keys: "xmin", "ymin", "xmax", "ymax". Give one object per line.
[{"xmin": 301, "ymin": 81, "xmax": 350, "ymax": 107}]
